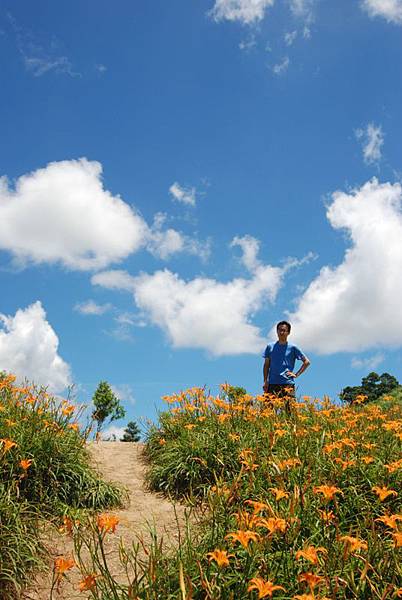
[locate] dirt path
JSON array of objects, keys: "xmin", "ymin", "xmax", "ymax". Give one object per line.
[{"xmin": 23, "ymin": 442, "xmax": 187, "ymax": 600}]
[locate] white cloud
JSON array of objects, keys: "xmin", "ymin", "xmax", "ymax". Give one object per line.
[
  {"xmin": 284, "ymin": 30, "xmax": 297, "ymax": 46},
  {"xmin": 93, "ymin": 237, "xmax": 285, "ymax": 356},
  {"xmin": 361, "ymin": 0, "xmax": 402, "ymax": 24},
  {"xmin": 8, "ymin": 14, "xmax": 79, "ymax": 77},
  {"xmin": 0, "ymin": 159, "xmax": 205, "ymax": 271},
  {"xmin": 95, "ymin": 63, "xmax": 107, "ymax": 74},
  {"xmin": 169, "ymin": 182, "xmax": 197, "ymax": 207},
  {"xmin": 351, "ymin": 353, "xmax": 385, "ymax": 370},
  {"xmin": 91, "ymin": 269, "xmax": 137, "ymax": 292},
  {"xmin": 239, "ymin": 35, "xmax": 257, "ymax": 50},
  {"xmin": 289, "ymin": 0, "xmax": 315, "ymax": 21},
  {"xmin": 0, "ymin": 301, "xmax": 71, "ymax": 392},
  {"xmin": 74, "ymin": 300, "xmax": 112, "ymax": 315},
  {"xmin": 286, "ymin": 179, "xmax": 402, "ymax": 354},
  {"xmin": 101, "ymin": 425, "xmax": 126, "ymax": 441},
  {"xmin": 355, "ymin": 123, "xmax": 384, "ymax": 165},
  {"xmin": 272, "ymin": 56, "xmax": 290, "ymax": 75},
  {"xmin": 0, "ymin": 158, "xmax": 148, "ymax": 271},
  {"xmin": 210, "ymin": 0, "xmax": 275, "ymax": 24},
  {"xmin": 24, "ymin": 55, "xmax": 78, "ymax": 77},
  {"xmin": 231, "ymin": 235, "xmax": 261, "ymax": 271},
  {"xmin": 111, "ymin": 384, "xmax": 136, "ymax": 405},
  {"xmin": 147, "ymin": 212, "xmax": 211, "ymax": 261}
]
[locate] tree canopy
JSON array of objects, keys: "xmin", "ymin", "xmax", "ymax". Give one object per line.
[
  {"xmin": 121, "ymin": 420, "xmax": 141, "ymax": 442},
  {"xmin": 339, "ymin": 371, "xmax": 400, "ymax": 404},
  {"xmin": 91, "ymin": 381, "xmax": 126, "ymax": 435}
]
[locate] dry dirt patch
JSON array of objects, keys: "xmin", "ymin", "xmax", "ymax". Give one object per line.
[{"xmin": 23, "ymin": 442, "xmax": 187, "ymax": 600}]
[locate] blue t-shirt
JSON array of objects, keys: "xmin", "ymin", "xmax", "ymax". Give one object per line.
[{"xmin": 263, "ymin": 342, "xmax": 306, "ymax": 385}]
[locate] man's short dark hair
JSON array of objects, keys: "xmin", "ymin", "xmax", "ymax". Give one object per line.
[{"xmin": 277, "ymin": 320, "xmax": 291, "ymax": 333}]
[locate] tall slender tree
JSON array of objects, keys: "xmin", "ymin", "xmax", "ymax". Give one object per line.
[{"xmin": 91, "ymin": 381, "xmax": 126, "ymax": 436}]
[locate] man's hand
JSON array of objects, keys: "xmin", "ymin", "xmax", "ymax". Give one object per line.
[{"xmin": 286, "ymin": 371, "xmax": 297, "ymax": 379}]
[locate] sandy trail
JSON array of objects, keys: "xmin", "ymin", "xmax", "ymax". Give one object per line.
[{"xmin": 23, "ymin": 442, "xmax": 187, "ymax": 600}]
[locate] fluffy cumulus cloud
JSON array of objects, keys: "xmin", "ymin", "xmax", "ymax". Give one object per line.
[
  {"xmin": 355, "ymin": 123, "xmax": 384, "ymax": 165},
  {"xmin": 361, "ymin": 0, "xmax": 402, "ymax": 24},
  {"xmin": 0, "ymin": 159, "xmax": 148, "ymax": 270},
  {"xmin": 210, "ymin": 0, "xmax": 275, "ymax": 24},
  {"xmin": 0, "ymin": 302, "xmax": 71, "ymax": 392},
  {"xmin": 287, "ymin": 179, "xmax": 402, "ymax": 354},
  {"xmin": 0, "ymin": 159, "xmax": 209, "ymax": 270},
  {"xmin": 93, "ymin": 236, "xmax": 285, "ymax": 355}
]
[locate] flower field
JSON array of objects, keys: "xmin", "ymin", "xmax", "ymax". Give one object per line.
[
  {"xmin": 0, "ymin": 373, "xmax": 124, "ymax": 599},
  {"xmin": 1, "ymin": 373, "xmax": 402, "ymax": 599},
  {"xmin": 138, "ymin": 386, "xmax": 402, "ymax": 599}
]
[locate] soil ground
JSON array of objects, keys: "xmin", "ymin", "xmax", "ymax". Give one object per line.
[{"xmin": 22, "ymin": 442, "xmax": 188, "ymax": 600}]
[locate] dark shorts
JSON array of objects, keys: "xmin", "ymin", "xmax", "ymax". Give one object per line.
[
  {"xmin": 267, "ymin": 384, "xmax": 295, "ymax": 398},
  {"xmin": 266, "ymin": 384, "xmax": 295, "ymax": 414}
]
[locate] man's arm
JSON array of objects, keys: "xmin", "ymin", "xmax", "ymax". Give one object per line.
[
  {"xmin": 263, "ymin": 357, "xmax": 270, "ymax": 392},
  {"xmin": 288, "ymin": 356, "xmax": 311, "ymax": 379}
]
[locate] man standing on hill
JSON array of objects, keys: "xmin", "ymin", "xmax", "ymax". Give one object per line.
[{"xmin": 263, "ymin": 321, "xmax": 310, "ymax": 411}]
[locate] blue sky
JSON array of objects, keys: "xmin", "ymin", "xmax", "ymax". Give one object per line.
[{"xmin": 1, "ymin": 0, "xmax": 402, "ymax": 437}]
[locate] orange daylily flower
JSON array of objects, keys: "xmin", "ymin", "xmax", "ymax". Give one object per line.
[
  {"xmin": 59, "ymin": 516, "xmax": 74, "ymax": 535},
  {"xmin": 375, "ymin": 514, "xmax": 402, "ymax": 529},
  {"xmin": 278, "ymin": 457, "xmax": 301, "ymax": 470},
  {"xmin": 319, "ymin": 510, "xmax": 335, "ymax": 524},
  {"xmin": 244, "ymin": 500, "xmax": 269, "ymax": 514},
  {"xmin": 225, "ymin": 530, "xmax": 259, "ymax": 548},
  {"xmin": 295, "ymin": 546, "xmax": 327, "ymax": 566},
  {"xmin": 395, "ymin": 589, "xmax": 402, "ymax": 598},
  {"xmin": 97, "ymin": 514, "xmax": 119, "ymax": 534},
  {"xmin": 372, "ymin": 486, "xmax": 398, "ymax": 501},
  {"xmin": 159, "ymin": 437, "xmax": 166, "ymax": 445},
  {"xmin": 19, "ymin": 459, "xmax": 33, "ymax": 470},
  {"xmin": 0, "ymin": 438, "xmax": 18, "ymax": 453},
  {"xmin": 297, "ymin": 572, "xmax": 324, "ymax": 590},
  {"xmin": 54, "ymin": 556, "xmax": 75, "ymax": 575},
  {"xmin": 340, "ymin": 535, "xmax": 367, "ymax": 553},
  {"xmin": 362, "ymin": 442, "xmax": 377, "ymax": 450},
  {"xmin": 384, "ymin": 459, "xmax": 402, "ymax": 473},
  {"xmin": 334, "ymin": 458, "xmax": 355, "ymax": 470},
  {"xmin": 235, "ymin": 509, "xmax": 259, "ymax": 529},
  {"xmin": 247, "ymin": 577, "xmax": 285, "ymax": 598},
  {"xmin": 313, "ymin": 485, "xmax": 342, "ymax": 501},
  {"xmin": 392, "ymin": 532, "xmax": 402, "ymax": 548},
  {"xmin": 255, "ymin": 517, "xmax": 287, "ymax": 535},
  {"xmin": 79, "ymin": 574, "xmax": 98, "ymax": 591},
  {"xmin": 361, "ymin": 456, "xmax": 374, "ymax": 465},
  {"xmin": 68, "ymin": 423, "xmax": 79, "ymax": 432},
  {"xmin": 269, "ymin": 488, "xmax": 289, "ymax": 501},
  {"xmin": 206, "ymin": 549, "xmax": 233, "ymax": 567},
  {"xmin": 229, "ymin": 433, "xmax": 240, "ymax": 441},
  {"xmin": 5, "ymin": 419, "xmax": 16, "ymax": 426},
  {"xmin": 184, "ymin": 424, "xmax": 196, "ymax": 430}
]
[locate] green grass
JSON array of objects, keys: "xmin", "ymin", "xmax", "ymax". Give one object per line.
[
  {"xmin": 0, "ymin": 373, "xmax": 125, "ymax": 599},
  {"xmin": 69, "ymin": 386, "xmax": 402, "ymax": 599}
]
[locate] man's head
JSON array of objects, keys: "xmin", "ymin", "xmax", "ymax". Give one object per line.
[{"xmin": 276, "ymin": 320, "xmax": 291, "ymax": 342}]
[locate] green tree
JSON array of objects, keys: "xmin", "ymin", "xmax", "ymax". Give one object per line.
[
  {"xmin": 121, "ymin": 420, "xmax": 141, "ymax": 442},
  {"xmin": 226, "ymin": 386, "xmax": 247, "ymax": 404},
  {"xmin": 340, "ymin": 371, "xmax": 400, "ymax": 404},
  {"xmin": 91, "ymin": 381, "xmax": 126, "ymax": 436}
]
